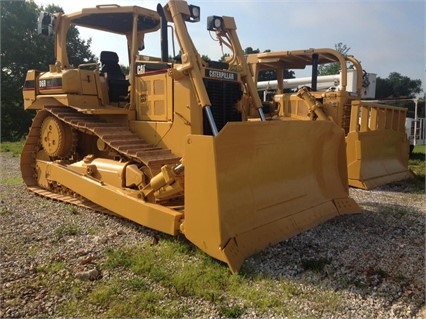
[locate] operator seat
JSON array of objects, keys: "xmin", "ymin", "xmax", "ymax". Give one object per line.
[{"xmin": 100, "ymin": 51, "xmax": 129, "ymax": 102}]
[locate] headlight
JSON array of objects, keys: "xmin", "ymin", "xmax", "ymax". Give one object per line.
[
  {"xmin": 207, "ymin": 16, "xmax": 223, "ymax": 31},
  {"xmin": 188, "ymin": 5, "xmax": 200, "ymax": 22}
]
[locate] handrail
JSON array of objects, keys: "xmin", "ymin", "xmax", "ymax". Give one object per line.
[{"xmin": 350, "ymin": 101, "xmax": 407, "ymax": 133}]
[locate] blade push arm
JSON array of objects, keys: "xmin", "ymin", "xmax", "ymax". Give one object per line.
[
  {"xmin": 207, "ymin": 15, "xmax": 266, "ymax": 121},
  {"xmin": 164, "ymin": 0, "xmax": 219, "ymax": 135}
]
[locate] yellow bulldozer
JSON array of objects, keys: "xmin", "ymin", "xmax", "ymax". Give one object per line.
[
  {"xmin": 248, "ymin": 49, "xmax": 414, "ymax": 189},
  {"xmin": 21, "ymin": 1, "xmax": 359, "ymax": 273}
]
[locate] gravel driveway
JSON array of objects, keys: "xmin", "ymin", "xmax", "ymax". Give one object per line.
[{"xmin": 1, "ymin": 152, "xmax": 425, "ymax": 318}]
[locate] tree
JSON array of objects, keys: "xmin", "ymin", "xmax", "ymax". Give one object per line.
[
  {"xmin": 201, "ymin": 55, "xmax": 211, "ymax": 62},
  {"xmin": 318, "ymin": 42, "xmax": 351, "ymax": 76},
  {"xmin": 375, "ymin": 72, "xmax": 422, "ymax": 99},
  {"xmin": 1, "ymin": 1, "xmax": 96, "ymax": 141},
  {"xmin": 375, "ymin": 72, "xmax": 423, "ymax": 118},
  {"xmin": 244, "ymin": 47, "xmax": 260, "ymax": 55},
  {"xmin": 1, "ymin": 1, "xmax": 40, "ymax": 141}
]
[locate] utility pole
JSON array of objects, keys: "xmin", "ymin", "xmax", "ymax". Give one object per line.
[{"xmin": 413, "ymin": 98, "xmax": 418, "ymax": 146}]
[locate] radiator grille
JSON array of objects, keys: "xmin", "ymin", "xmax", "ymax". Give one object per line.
[{"xmin": 203, "ymin": 79, "xmax": 242, "ymax": 135}]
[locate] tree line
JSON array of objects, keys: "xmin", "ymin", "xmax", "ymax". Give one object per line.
[
  {"xmin": 1, "ymin": 1, "xmax": 424, "ymax": 141},
  {"xmin": 1, "ymin": 1, "xmax": 95, "ymax": 141}
]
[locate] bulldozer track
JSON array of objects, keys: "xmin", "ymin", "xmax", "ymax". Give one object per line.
[
  {"xmin": 46, "ymin": 106, "xmax": 180, "ymax": 168},
  {"xmin": 20, "ymin": 106, "xmax": 181, "ymax": 211}
]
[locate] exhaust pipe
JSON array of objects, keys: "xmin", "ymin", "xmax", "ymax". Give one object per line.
[
  {"xmin": 157, "ymin": 4, "xmax": 168, "ymax": 62},
  {"xmin": 311, "ymin": 53, "xmax": 319, "ymax": 91}
]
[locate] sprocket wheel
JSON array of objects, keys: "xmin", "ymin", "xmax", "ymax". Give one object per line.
[{"xmin": 40, "ymin": 115, "xmax": 75, "ymax": 158}]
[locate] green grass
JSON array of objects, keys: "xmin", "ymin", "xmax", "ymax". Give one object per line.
[
  {"xmin": 37, "ymin": 260, "xmax": 66, "ymax": 274},
  {"xmin": 0, "ymin": 141, "xmax": 24, "ymax": 185},
  {"xmin": 104, "ymin": 238, "xmax": 233, "ymax": 301},
  {"xmin": 88, "ymin": 237, "xmax": 337, "ymax": 318},
  {"xmin": 54, "ymin": 236, "xmax": 346, "ymax": 318},
  {"xmin": 409, "ymin": 145, "xmax": 425, "ymax": 191},
  {"xmin": 412, "ymin": 144, "xmax": 426, "ymax": 154},
  {"xmin": 1, "ymin": 176, "xmax": 23, "ymax": 185},
  {"xmin": 84, "ymin": 277, "xmax": 184, "ymax": 318},
  {"xmin": 0, "ymin": 140, "xmax": 25, "ymax": 157}
]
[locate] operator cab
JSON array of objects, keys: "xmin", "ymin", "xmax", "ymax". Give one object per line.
[{"xmin": 100, "ymin": 51, "xmax": 129, "ymax": 102}]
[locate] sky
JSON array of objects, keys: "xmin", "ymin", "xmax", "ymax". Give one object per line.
[{"xmin": 34, "ymin": 0, "xmax": 425, "ymax": 94}]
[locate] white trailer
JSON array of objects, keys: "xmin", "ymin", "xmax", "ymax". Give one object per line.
[
  {"xmin": 406, "ymin": 117, "xmax": 426, "ymax": 146},
  {"xmin": 257, "ymin": 69, "xmax": 377, "ymax": 99}
]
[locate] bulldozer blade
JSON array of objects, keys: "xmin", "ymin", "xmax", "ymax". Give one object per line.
[
  {"xmin": 182, "ymin": 120, "xmax": 360, "ymax": 273},
  {"xmin": 345, "ymin": 102, "xmax": 414, "ymax": 190},
  {"xmin": 346, "ymin": 130, "xmax": 414, "ymax": 189}
]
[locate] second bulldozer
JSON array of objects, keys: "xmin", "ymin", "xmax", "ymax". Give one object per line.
[
  {"xmin": 21, "ymin": 1, "xmax": 359, "ymax": 272},
  {"xmin": 248, "ymin": 48, "xmax": 413, "ymax": 189}
]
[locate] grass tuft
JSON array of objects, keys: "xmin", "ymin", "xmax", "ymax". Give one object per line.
[
  {"xmin": 219, "ymin": 304, "xmax": 246, "ymax": 318},
  {"xmin": 1, "ymin": 206, "xmax": 12, "ymax": 215},
  {"xmin": 55, "ymin": 222, "xmax": 80, "ymax": 240}
]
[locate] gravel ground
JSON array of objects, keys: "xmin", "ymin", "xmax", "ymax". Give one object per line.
[{"xmin": 1, "ymin": 151, "xmax": 425, "ymax": 318}]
